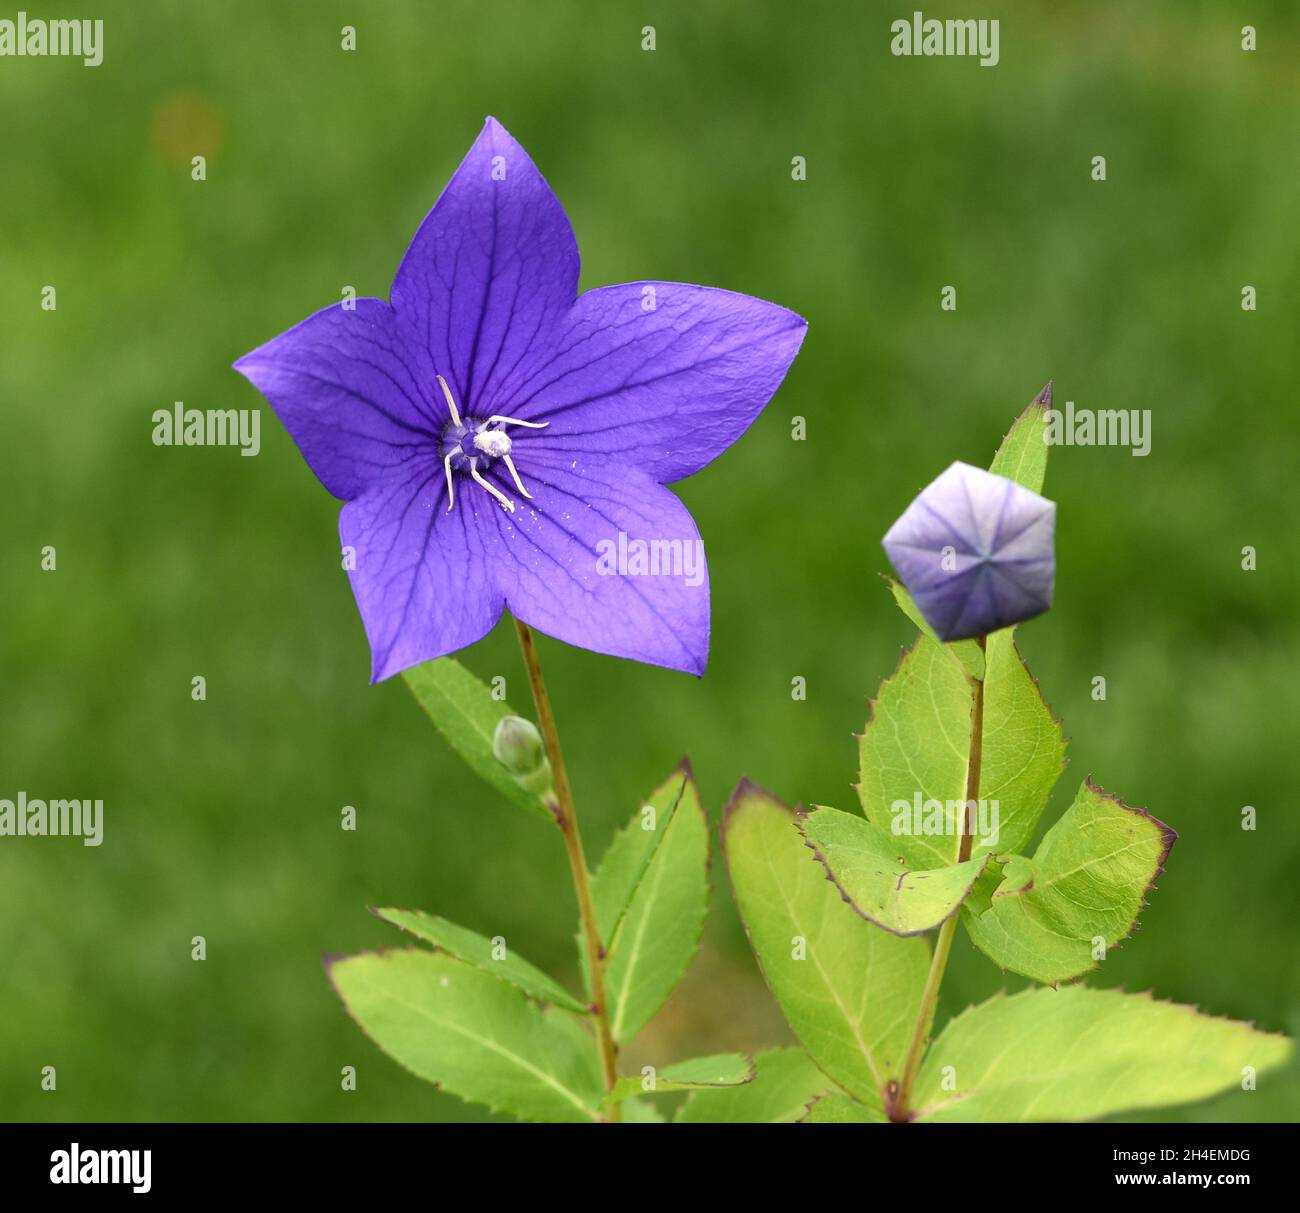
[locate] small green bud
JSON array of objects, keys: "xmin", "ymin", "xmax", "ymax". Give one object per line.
[{"xmin": 492, "ymin": 716, "xmax": 552, "ymax": 795}]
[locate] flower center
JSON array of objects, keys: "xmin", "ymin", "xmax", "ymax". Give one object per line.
[
  {"xmin": 435, "ymin": 374, "xmax": 549, "ymax": 515},
  {"xmin": 440, "ymin": 418, "xmax": 511, "ymax": 469}
]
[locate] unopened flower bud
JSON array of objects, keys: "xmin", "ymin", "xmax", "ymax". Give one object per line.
[
  {"xmin": 882, "ymin": 461, "xmax": 1055, "ymax": 641},
  {"xmin": 492, "ymin": 716, "xmax": 552, "ymax": 794}
]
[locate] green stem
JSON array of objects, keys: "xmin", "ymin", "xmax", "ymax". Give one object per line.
[
  {"xmin": 891, "ymin": 635, "xmax": 986, "ymax": 1122},
  {"xmin": 513, "ymin": 618, "xmax": 622, "ymax": 1122}
]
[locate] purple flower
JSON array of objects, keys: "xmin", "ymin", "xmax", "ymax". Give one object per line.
[
  {"xmin": 882, "ymin": 461, "xmax": 1055, "ymax": 641},
  {"xmin": 234, "ymin": 118, "xmax": 806, "ymax": 682}
]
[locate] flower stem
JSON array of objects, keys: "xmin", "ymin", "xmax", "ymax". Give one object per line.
[
  {"xmin": 512, "ymin": 618, "xmax": 621, "ymax": 1122},
  {"xmin": 891, "ymin": 635, "xmax": 986, "ymax": 1123}
]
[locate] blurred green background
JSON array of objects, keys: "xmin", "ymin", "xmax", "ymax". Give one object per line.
[{"xmin": 2, "ymin": 0, "xmax": 1297, "ymax": 1123}]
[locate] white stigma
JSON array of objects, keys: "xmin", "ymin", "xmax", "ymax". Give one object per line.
[{"xmin": 473, "ymin": 429, "xmax": 512, "ymax": 459}]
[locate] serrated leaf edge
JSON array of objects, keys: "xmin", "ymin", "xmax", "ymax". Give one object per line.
[
  {"xmin": 604, "ymin": 760, "xmax": 712, "ymax": 1044},
  {"xmin": 595, "ymin": 756, "xmax": 693, "ymax": 950},
  {"xmin": 961, "ymin": 776, "xmax": 1176, "ymax": 986},
  {"xmin": 987, "ymin": 379, "xmax": 1053, "ymax": 483},
  {"xmin": 797, "ymin": 808, "xmax": 992, "ymax": 937},
  {"xmin": 721, "ymin": 779, "xmax": 911, "ymax": 1108},
  {"xmin": 324, "ymin": 947, "xmax": 604, "ymax": 1123},
  {"xmin": 368, "ymin": 905, "xmax": 590, "ymax": 1013},
  {"xmin": 910, "ymin": 982, "xmax": 1292, "ymax": 1122}
]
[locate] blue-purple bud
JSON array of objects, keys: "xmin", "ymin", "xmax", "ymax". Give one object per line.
[{"xmin": 882, "ymin": 461, "xmax": 1055, "ymax": 641}]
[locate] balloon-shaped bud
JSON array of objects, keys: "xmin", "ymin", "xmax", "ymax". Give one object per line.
[{"xmin": 882, "ymin": 461, "xmax": 1055, "ymax": 641}]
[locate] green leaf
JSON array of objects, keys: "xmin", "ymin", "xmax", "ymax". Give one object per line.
[
  {"xmin": 590, "ymin": 764, "xmax": 687, "ymax": 948},
  {"xmin": 622, "ymin": 1097, "xmax": 667, "ymax": 1123},
  {"xmin": 722, "ymin": 781, "xmax": 929, "ymax": 1115},
  {"xmin": 402, "ymin": 657, "xmax": 549, "ymax": 821},
  {"xmin": 800, "ymin": 806, "xmax": 989, "ymax": 935},
  {"xmin": 607, "ymin": 1052, "xmax": 754, "ymax": 1102},
  {"xmin": 989, "ymin": 381, "xmax": 1052, "ymax": 493},
  {"xmin": 856, "ymin": 630, "xmax": 1065, "ymax": 867},
  {"xmin": 977, "ymin": 628, "xmax": 1067, "ymax": 857},
  {"xmin": 913, "ymin": 985, "xmax": 1293, "ymax": 1122},
  {"xmin": 885, "ymin": 576, "xmax": 984, "ymax": 681},
  {"xmin": 856, "ymin": 633, "xmax": 973, "ymax": 870},
  {"xmin": 800, "ymin": 1093, "xmax": 884, "ymax": 1123},
  {"xmin": 328, "ymin": 949, "xmax": 603, "ymax": 1122},
  {"xmin": 676, "ymin": 1048, "xmax": 834, "ymax": 1123},
  {"xmin": 602, "ymin": 763, "xmax": 709, "ymax": 1044},
  {"xmin": 962, "ymin": 779, "xmax": 1176, "ymax": 984},
  {"xmin": 371, "ymin": 907, "xmax": 587, "ymax": 1013}
]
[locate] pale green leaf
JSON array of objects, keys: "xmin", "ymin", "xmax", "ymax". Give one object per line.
[
  {"xmin": 402, "ymin": 658, "xmax": 549, "ymax": 820},
  {"xmin": 885, "ymin": 576, "xmax": 984, "ymax": 681},
  {"xmin": 962, "ymin": 779, "xmax": 1176, "ymax": 984},
  {"xmin": 989, "ymin": 382, "xmax": 1052, "ymax": 493},
  {"xmin": 676, "ymin": 1048, "xmax": 834, "ymax": 1123},
  {"xmin": 622, "ymin": 1097, "xmax": 667, "ymax": 1123},
  {"xmin": 856, "ymin": 633, "xmax": 973, "ymax": 869},
  {"xmin": 328, "ymin": 949, "xmax": 603, "ymax": 1122},
  {"xmin": 607, "ymin": 1052, "xmax": 754, "ymax": 1102},
  {"xmin": 603, "ymin": 765, "xmax": 709, "ymax": 1043},
  {"xmin": 856, "ymin": 630, "xmax": 1065, "ymax": 867},
  {"xmin": 913, "ymin": 985, "xmax": 1293, "ymax": 1122},
  {"xmin": 801, "ymin": 806, "xmax": 989, "ymax": 935},
  {"xmin": 590, "ymin": 764, "xmax": 687, "ymax": 948},
  {"xmin": 977, "ymin": 628, "xmax": 1067, "ymax": 857},
  {"xmin": 800, "ymin": 1093, "xmax": 884, "ymax": 1123},
  {"xmin": 722, "ymin": 781, "xmax": 929, "ymax": 1114},
  {"xmin": 371, "ymin": 907, "xmax": 587, "ymax": 1013}
]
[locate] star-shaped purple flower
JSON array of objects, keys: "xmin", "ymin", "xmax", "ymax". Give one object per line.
[
  {"xmin": 235, "ymin": 118, "xmax": 806, "ymax": 681},
  {"xmin": 882, "ymin": 461, "xmax": 1055, "ymax": 641}
]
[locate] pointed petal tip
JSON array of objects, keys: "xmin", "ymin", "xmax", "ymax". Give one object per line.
[
  {"xmin": 644, "ymin": 638, "xmax": 708, "ymax": 677},
  {"xmin": 480, "ymin": 115, "xmax": 525, "ymax": 151},
  {"xmin": 368, "ymin": 648, "xmax": 406, "ymax": 685},
  {"xmin": 660, "ymin": 647, "xmax": 708, "ymax": 678}
]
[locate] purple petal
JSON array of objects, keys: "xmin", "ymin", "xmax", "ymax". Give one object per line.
[
  {"xmin": 234, "ymin": 299, "xmax": 441, "ymax": 501},
  {"xmin": 487, "ymin": 283, "xmax": 807, "ymax": 483},
  {"xmin": 882, "ymin": 462, "xmax": 1056, "ymax": 641},
  {"xmin": 390, "ymin": 117, "xmax": 579, "ymax": 417},
  {"xmin": 340, "ymin": 458, "xmax": 505, "ymax": 682},
  {"xmin": 479, "ymin": 448, "xmax": 710, "ymax": 674},
  {"xmin": 236, "ymin": 118, "xmax": 807, "ymax": 682}
]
